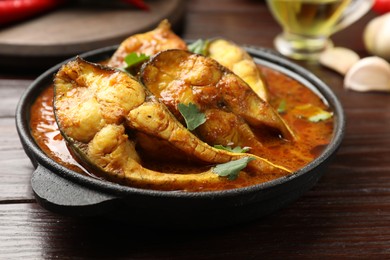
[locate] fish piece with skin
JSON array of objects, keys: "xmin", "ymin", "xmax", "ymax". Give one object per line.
[
  {"xmin": 197, "ymin": 109, "xmax": 264, "ymax": 150},
  {"xmin": 107, "ymin": 19, "xmax": 187, "ymax": 68},
  {"xmin": 207, "ymin": 38, "xmax": 269, "ymax": 101},
  {"xmin": 140, "ymin": 50, "xmax": 295, "ymax": 150},
  {"xmin": 53, "ymin": 57, "xmax": 291, "ymax": 190}
]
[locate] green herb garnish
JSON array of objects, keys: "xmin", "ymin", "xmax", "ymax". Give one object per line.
[
  {"xmin": 214, "ymin": 144, "xmax": 250, "ymax": 153},
  {"xmin": 277, "ymin": 99, "xmax": 287, "ymax": 114},
  {"xmin": 295, "ymin": 104, "xmax": 333, "ymax": 122},
  {"xmin": 212, "ymin": 157, "xmax": 255, "ymax": 180},
  {"xmin": 124, "ymin": 53, "xmax": 149, "ymax": 69},
  {"xmin": 178, "ymin": 103, "xmax": 206, "ymax": 130},
  {"xmin": 188, "ymin": 39, "xmax": 210, "ymax": 56},
  {"xmin": 308, "ymin": 110, "xmax": 333, "ymax": 122}
]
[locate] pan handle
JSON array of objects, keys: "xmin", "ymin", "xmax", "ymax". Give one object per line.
[{"xmin": 31, "ymin": 164, "xmax": 119, "ymax": 217}]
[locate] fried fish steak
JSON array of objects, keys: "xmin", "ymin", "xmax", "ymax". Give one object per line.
[
  {"xmin": 207, "ymin": 38, "xmax": 269, "ymax": 102},
  {"xmin": 108, "ymin": 19, "xmax": 187, "ymax": 68},
  {"xmin": 140, "ymin": 50, "xmax": 295, "ymax": 152}
]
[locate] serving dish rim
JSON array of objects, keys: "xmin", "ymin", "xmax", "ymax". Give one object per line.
[{"xmin": 16, "ymin": 44, "xmax": 345, "ymax": 199}]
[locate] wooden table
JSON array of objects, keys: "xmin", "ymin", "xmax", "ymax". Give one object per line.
[{"xmin": 2, "ymin": 0, "xmax": 389, "ymax": 258}]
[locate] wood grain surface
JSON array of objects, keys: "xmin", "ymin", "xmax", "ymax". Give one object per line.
[{"xmin": 1, "ymin": 0, "xmax": 390, "ymax": 258}]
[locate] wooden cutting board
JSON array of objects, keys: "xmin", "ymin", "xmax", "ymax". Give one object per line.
[{"xmin": 0, "ymin": 0, "xmax": 186, "ymax": 70}]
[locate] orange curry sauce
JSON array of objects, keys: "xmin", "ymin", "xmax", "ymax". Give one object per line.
[{"xmin": 30, "ymin": 65, "xmax": 334, "ymax": 191}]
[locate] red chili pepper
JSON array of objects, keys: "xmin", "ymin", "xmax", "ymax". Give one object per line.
[
  {"xmin": 0, "ymin": 0, "xmax": 66, "ymax": 25},
  {"xmin": 372, "ymin": 0, "xmax": 390, "ymax": 14},
  {"xmin": 121, "ymin": 0, "xmax": 149, "ymax": 11},
  {"xmin": 0, "ymin": 0, "xmax": 149, "ymax": 26}
]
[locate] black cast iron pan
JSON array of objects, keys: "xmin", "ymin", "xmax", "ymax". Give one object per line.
[{"xmin": 15, "ymin": 45, "xmax": 345, "ymax": 229}]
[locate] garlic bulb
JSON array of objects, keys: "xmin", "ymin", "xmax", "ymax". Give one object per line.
[
  {"xmin": 319, "ymin": 47, "xmax": 360, "ymax": 75},
  {"xmin": 364, "ymin": 13, "xmax": 390, "ymax": 60},
  {"xmin": 344, "ymin": 56, "xmax": 390, "ymax": 92}
]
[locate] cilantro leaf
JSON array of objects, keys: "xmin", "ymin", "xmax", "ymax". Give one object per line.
[
  {"xmin": 295, "ymin": 104, "xmax": 333, "ymax": 122},
  {"xmin": 214, "ymin": 144, "xmax": 250, "ymax": 153},
  {"xmin": 124, "ymin": 53, "xmax": 149, "ymax": 69},
  {"xmin": 188, "ymin": 39, "xmax": 210, "ymax": 56},
  {"xmin": 212, "ymin": 157, "xmax": 255, "ymax": 180},
  {"xmin": 178, "ymin": 103, "xmax": 206, "ymax": 131},
  {"xmin": 277, "ymin": 99, "xmax": 287, "ymax": 114},
  {"xmin": 308, "ymin": 110, "xmax": 333, "ymax": 122}
]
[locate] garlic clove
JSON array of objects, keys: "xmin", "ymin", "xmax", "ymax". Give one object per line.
[
  {"xmin": 364, "ymin": 13, "xmax": 390, "ymax": 61},
  {"xmin": 319, "ymin": 47, "xmax": 360, "ymax": 75},
  {"xmin": 344, "ymin": 56, "xmax": 390, "ymax": 92}
]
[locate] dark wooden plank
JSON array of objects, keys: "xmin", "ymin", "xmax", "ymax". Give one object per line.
[
  {"xmin": 184, "ymin": 9, "xmax": 278, "ymax": 48},
  {"xmin": 1, "ymin": 195, "xmax": 390, "ymax": 259},
  {"xmin": 0, "ymin": 117, "xmax": 34, "ymax": 200},
  {"xmin": 0, "ymin": 79, "xmax": 31, "ymax": 117},
  {"xmin": 188, "ymin": 0, "xmax": 266, "ymax": 12},
  {"xmin": 0, "ymin": 80, "xmax": 35, "ymax": 200}
]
